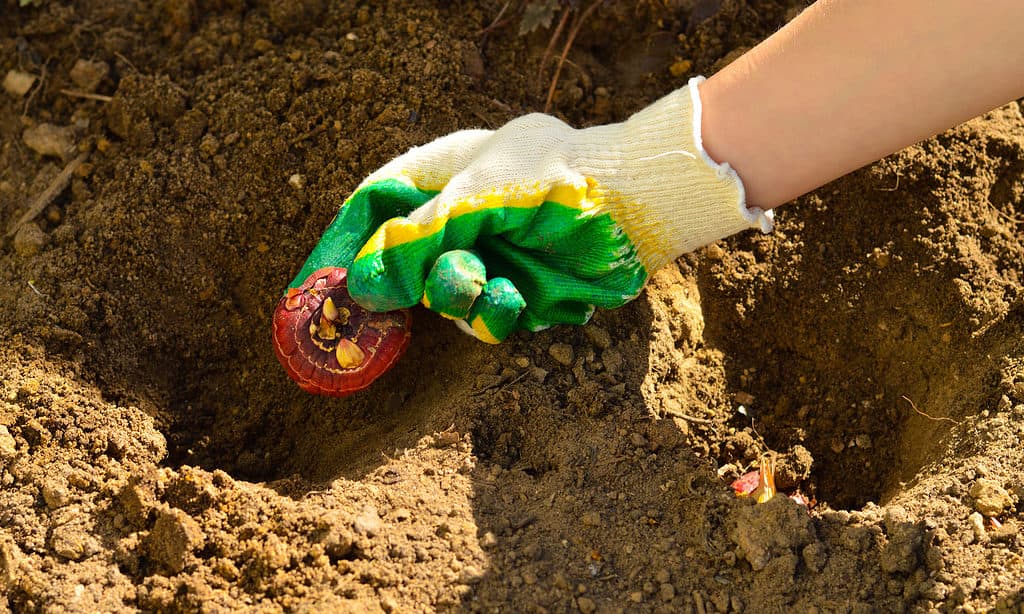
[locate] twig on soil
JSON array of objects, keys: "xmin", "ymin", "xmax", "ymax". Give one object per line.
[
  {"xmin": 114, "ymin": 52, "xmax": 139, "ymax": 74},
  {"xmin": 693, "ymin": 590, "xmax": 708, "ymax": 614},
  {"xmin": 59, "ymin": 88, "xmax": 113, "ymax": 102},
  {"xmin": 468, "ymin": 104, "xmax": 496, "ymax": 129},
  {"xmin": 471, "ymin": 369, "xmax": 530, "ymax": 395},
  {"xmin": 537, "ymin": 6, "xmax": 572, "ymax": 82},
  {"xmin": 985, "ymin": 197, "xmax": 1024, "ymax": 224},
  {"xmin": 543, "ymin": 0, "xmax": 602, "ymax": 114},
  {"xmin": 289, "ymin": 123, "xmax": 328, "ymax": 146},
  {"xmin": 874, "ymin": 172, "xmax": 900, "ymax": 192},
  {"xmin": 478, "ymin": 1, "xmax": 512, "ymax": 36},
  {"xmin": 901, "ymin": 395, "xmax": 961, "ymax": 425},
  {"xmin": 27, "ymin": 280, "xmax": 47, "ymax": 298},
  {"xmin": 21, "ymin": 64, "xmax": 46, "ymax": 117},
  {"xmin": 6, "ymin": 151, "xmax": 88, "ymax": 238},
  {"xmin": 662, "ymin": 407, "xmax": 716, "ymax": 425}
]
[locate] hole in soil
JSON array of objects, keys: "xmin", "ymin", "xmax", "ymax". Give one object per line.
[
  {"xmin": 696, "ymin": 205, "xmax": 1009, "ymax": 510},
  {"xmin": 699, "ymin": 279, "xmax": 987, "ymax": 509},
  {"xmin": 161, "ymin": 308, "xmax": 491, "ymax": 483}
]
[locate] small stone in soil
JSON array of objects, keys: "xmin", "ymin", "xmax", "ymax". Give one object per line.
[
  {"xmin": 968, "ymin": 478, "xmax": 1013, "ymax": 516},
  {"xmin": 0, "ymin": 426, "xmax": 16, "ymax": 458},
  {"xmin": 659, "ymin": 582, "xmax": 676, "ymax": 601},
  {"xmin": 353, "ymin": 505, "xmax": 382, "ymax": 537},
  {"xmin": 50, "ymin": 518, "xmax": 101, "ymax": 561},
  {"xmin": 2, "ymin": 70, "xmax": 36, "ymax": 97},
  {"xmin": 584, "ymin": 325, "xmax": 612, "ymax": 350},
  {"xmin": 42, "ymin": 479, "xmax": 71, "ymax": 509},
  {"xmin": 69, "ymin": 59, "xmax": 109, "ymax": 92},
  {"xmin": 549, "ymin": 343, "xmax": 574, "ymax": 366},
  {"xmin": 13, "ymin": 224, "xmax": 47, "ymax": 258},
  {"xmin": 22, "ymin": 124, "xmax": 77, "ymax": 160},
  {"xmin": 147, "ymin": 507, "xmax": 205, "ymax": 573}
]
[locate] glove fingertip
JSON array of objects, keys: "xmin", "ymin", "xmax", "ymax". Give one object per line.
[
  {"xmin": 462, "ymin": 277, "xmax": 527, "ymax": 343},
  {"xmin": 422, "ymin": 250, "xmax": 487, "ymax": 319},
  {"xmin": 347, "ymin": 253, "xmax": 420, "ymax": 312},
  {"xmin": 455, "ymin": 318, "xmax": 502, "ymax": 345}
]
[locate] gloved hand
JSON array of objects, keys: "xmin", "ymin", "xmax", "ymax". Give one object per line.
[{"xmin": 287, "ymin": 76, "xmax": 773, "ymax": 343}]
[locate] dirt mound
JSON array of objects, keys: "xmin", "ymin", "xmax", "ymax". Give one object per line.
[{"xmin": 1, "ymin": 1, "xmax": 1022, "ymax": 611}]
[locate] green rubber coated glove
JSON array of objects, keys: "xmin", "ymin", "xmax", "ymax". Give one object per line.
[{"xmin": 288, "ymin": 76, "xmax": 773, "ymax": 343}]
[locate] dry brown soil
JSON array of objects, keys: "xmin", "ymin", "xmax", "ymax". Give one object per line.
[{"xmin": 1, "ymin": 1, "xmax": 1023, "ymax": 612}]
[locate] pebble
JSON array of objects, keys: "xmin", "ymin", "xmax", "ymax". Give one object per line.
[
  {"xmin": 199, "ymin": 134, "xmax": 220, "ymax": 156},
  {"xmin": 968, "ymin": 512, "xmax": 987, "ymax": 543},
  {"xmin": 581, "ymin": 511, "xmax": 602, "ymax": 527},
  {"xmin": 353, "ymin": 505, "xmax": 382, "ymax": 537},
  {"xmin": 42, "ymin": 479, "xmax": 71, "ymax": 509},
  {"xmin": 0, "ymin": 535, "xmax": 25, "ymax": 587},
  {"xmin": 147, "ymin": 506, "xmax": 205, "ymax": 573},
  {"xmin": 22, "ymin": 123, "xmax": 77, "ymax": 160},
  {"xmin": 0, "ymin": 426, "xmax": 16, "ymax": 459},
  {"xmin": 731, "ymin": 595, "xmax": 744, "ymax": 612},
  {"xmin": 919, "ymin": 580, "xmax": 949, "ymax": 601},
  {"xmin": 659, "ymin": 582, "xmax": 676, "ymax": 602},
  {"xmin": 479, "ymin": 531, "xmax": 497, "ymax": 549},
  {"xmin": 704, "ymin": 243, "xmax": 726, "ymax": 260},
  {"xmin": 552, "ymin": 572, "xmax": 571, "ymax": 590},
  {"xmin": 317, "ymin": 517, "xmax": 354, "ymax": 559},
  {"xmin": 13, "ymin": 224, "xmax": 47, "ymax": 258},
  {"xmin": 734, "ymin": 391, "xmax": 755, "ymax": 406},
  {"xmin": 669, "ymin": 59, "xmax": 693, "ymax": 77},
  {"xmin": 259, "ymin": 533, "xmax": 291, "ymax": 570},
  {"xmin": 549, "ymin": 343, "xmax": 574, "ymax": 366},
  {"xmin": 288, "ymin": 173, "xmax": 306, "ymax": 190},
  {"xmin": 69, "ymin": 59, "xmax": 109, "ymax": 92},
  {"xmin": 460, "ymin": 565, "xmax": 483, "ymax": 584},
  {"xmin": 50, "ymin": 519, "xmax": 101, "ymax": 561},
  {"xmin": 968, "ymin": 478, "xmax": 1013, "ymax": 516},
  {"xmin": 576, "ymin": 596, "xmax": 596, "ymax": 613},
  {"xmin": 45, "ymin": 205, "xmax": 62, "ymax": 224},
  {"xmin": 2, "ymin": 70, "xmax": 36, "ymax": 97},
  {"xmin": 252, "ymin": 38, "xmax": 274, "ymax": 53},
  {"xmin": 584, "ymin": 325, "xmax": 612, "ymax": 350},
  {"xmin": 601, "ymin": 348, "xmax": 623, "ymax": 376}
]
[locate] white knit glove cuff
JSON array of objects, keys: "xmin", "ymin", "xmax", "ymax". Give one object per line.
[{"xmin": 572, "ymin": 76, "xmax": 773, "ymax": 271}]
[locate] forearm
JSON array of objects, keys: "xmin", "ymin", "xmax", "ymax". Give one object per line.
[{"xmin": 700, "ymin": 0, "xmax": 1024, "ymax": 210}]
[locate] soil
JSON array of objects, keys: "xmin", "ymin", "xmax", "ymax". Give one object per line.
[{"xmin": 1, "ymin": 1, "xmax": 1023, "ymax": 612}]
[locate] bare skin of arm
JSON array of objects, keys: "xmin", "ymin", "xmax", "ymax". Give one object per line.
[{"xmin": 700, "ymin": 0, "xmax": 1024, "ymax": 210}]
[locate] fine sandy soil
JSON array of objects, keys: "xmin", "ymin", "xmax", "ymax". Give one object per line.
[{"xmin": 2, "ymin": 1, "xmax": 1023, "ymax": 612}]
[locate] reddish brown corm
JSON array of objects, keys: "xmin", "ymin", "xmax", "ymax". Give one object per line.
[{"xmin": 272, "ymin": 267, "xmax": 411, "ymax": 396}]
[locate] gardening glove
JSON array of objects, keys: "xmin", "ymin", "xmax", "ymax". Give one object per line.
[{"xmin": 288, "ymin": 76, "xmax": 773, "ymax": 343}]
